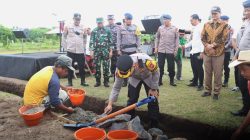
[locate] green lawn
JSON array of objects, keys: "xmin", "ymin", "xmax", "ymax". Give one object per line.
[
  {"xmin": 0, "ymin": 42, "xmax": 59, "ymax": 54},
  {"xmin": 60, "ymin": 58, "xmax": 244, "ymax": 129}
]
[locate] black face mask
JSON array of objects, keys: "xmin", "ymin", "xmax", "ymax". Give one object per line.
[{"xmin": 74, "ymin": 31, "xmax": 80, "ymax": 35}]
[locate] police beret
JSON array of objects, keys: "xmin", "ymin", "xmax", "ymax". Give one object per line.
[
  {"xmin": 73, "ymin": 13, "xmax": 81, "ymax": 19},
  {"xmin": 220, "ymin": 15, "xmax": 229, "ymax": 20},
  {"xmin": 107, "ymin": 15, "xmax": 114, "ymax": 20},
  {"xmin": 243, "ymin": 0, "xmax": 250, "ymax": 8},
  {"xmin": 96, "ymin": 17, "xmax": 104, "ymax": 23},
  {"xmin": 116, "ymin": 55, "xmax": 133, "ymax": 72},
  {"xmin": 211, "ymin": 6, "xmax": 221, "ymax": 13},
  {"xmin": 162, "ymin": 14, "xmax": 172, "ymax": 20},
  {"xmin": 124, "ymin": 13, "xmax": 133, "ymax": 20}
]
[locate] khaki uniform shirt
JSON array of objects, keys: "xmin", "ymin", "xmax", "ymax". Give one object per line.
[{"xmin": 62, "ymin": 24, "xmax": 87, "ymax": 54}]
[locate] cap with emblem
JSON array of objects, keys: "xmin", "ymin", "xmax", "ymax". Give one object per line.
[
  {"xmin": 211, "ymin": 6, "xmax": 221, "ymax": 13},
  {"xmin": 124, "ymin": 13, "xmax": 133, "ymax": 20},
  {"xmin": 116, "ymin": 55, "xmax": 133, "ymax": 78},
  {"xmin": 107, "ymin": 15, "xmax": 114, "ymax": 20},
  {"xmin": 96, "ymin": 17, "xmax": 104, "ymax": 23},
  {"xmin": 162, "ymin": 14, "xmax": 172, "ymax": 20},
  {"xmin": 229, "ymin": 51, "xmax": 250, "ymax": 68},
  {"xmin": 55, "ymin": 55, "xmax": 77, "ymax": 79},
  {"xmin": 243, "ymin": 0, "xmax": 250, "ymax": 8},
  {"xmin": 220, "ymin": 15, "xmax": 229, "ymax": 21},
  {"xmin": 73, "ymin": 13, "xmax": 81, "ymax": 20}
]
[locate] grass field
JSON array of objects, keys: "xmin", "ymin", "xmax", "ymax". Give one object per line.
[
  {"xmin": 59, "ymin": 58, "xmax": 245, "ymax": 129},
  {"xmin": 0, "ymin": 41, "xmax": 59, "ymax": 54}
]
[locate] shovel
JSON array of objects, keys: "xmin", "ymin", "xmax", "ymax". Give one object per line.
[{"xmin": 63, "ymin": 96, "xmax": 156, "ymax": 129}]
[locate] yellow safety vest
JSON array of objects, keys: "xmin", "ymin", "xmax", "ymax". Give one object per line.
[{"xmin": 23, "ymin": 66, "xmax": 54, "ymax": 105}]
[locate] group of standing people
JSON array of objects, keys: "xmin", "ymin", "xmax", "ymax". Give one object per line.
[{"xmin": 62, "ymin": 13, "xmax": 141, "ymax": 88}]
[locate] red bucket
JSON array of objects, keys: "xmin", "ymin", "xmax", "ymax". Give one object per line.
[
  {"xmin": 107, "ymin": 130, "xmax": 138, "ymax": 140},
  {"xmin": 74, "ymin": 127, "xmax": 106, "ymax": 140},
  {"xmin": 19, "ymin": 105, "xmax": 45, "ymax": 126},
  {"xmin": 68, "ymin": 89, "xmax": 85, "ymax": 106}
]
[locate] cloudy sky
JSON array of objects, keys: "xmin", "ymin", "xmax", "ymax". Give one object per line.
[{"xmin": 0, "ymin": 0, "xmax": 245, "ymax": 31}]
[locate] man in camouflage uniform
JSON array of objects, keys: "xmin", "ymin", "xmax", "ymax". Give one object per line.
[
  {"xmin": 117, "ymin": 13, "xmax": 141, "ymax": 86},
  {"xmin": 90, "ymin": 17, "xmax": 113, "ymax": 87},
  {"xmin": 106, "ymin": 15, "xmax": 120, "ymax": 79}
]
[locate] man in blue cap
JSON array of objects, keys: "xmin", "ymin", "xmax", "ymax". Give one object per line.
[
  {"xmin": 220, "ymin": 15, "xmax": 234, "ymax": 87},
  {"xmin": 106, "ymin": 15, "xmax": 120, "ymax": 80},
  {"xmin": 231, "ymin": 0, "xmax": 250, "ymax": 117},
  {"xmin": 117, "ymin": 13, "xmax": 141, "ymax": 87},
  {"xmin": 155, "ymin": 14, "xmax": 179, "ymax": 86}
]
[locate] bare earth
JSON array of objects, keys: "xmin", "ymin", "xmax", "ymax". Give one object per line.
[{"xmin": 0, "ymin": 96, "xmax": 75, "ymax": 140}]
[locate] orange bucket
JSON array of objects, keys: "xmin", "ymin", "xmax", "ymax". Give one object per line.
[
  {"xmin": 68, "ymin": 89, "xmax": 85, "ymax": 106},
  {"xmin": 19, "ymin": 105, "xmax": 45, "ymax": 126},
  {"xmin": 74, "ymin": 127, "xmax": 106, "ymax": 140},
  {"xmin": 107, "ymin": 130, "xmax": 138, "ymax": 140}
]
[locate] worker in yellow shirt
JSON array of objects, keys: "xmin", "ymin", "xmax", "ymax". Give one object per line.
[{"xmin": 23, "ymin": 55, "xmax": 75, "ymax": 113}]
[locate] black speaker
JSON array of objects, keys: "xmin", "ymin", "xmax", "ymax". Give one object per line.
[
  {"xmin": 13, "ymin": 29, "xmax": 29, "ymax": 39},
  {"xmin": 141, "ymin": 18, "xmax": 162, "ymax": 34}
]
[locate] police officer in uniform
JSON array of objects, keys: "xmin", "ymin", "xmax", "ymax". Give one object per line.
[
  {"xmin": 104, "ymin": 53, "xmax": 160, "ymax": 128},
  {"xmin": 90, "ymin": 17, "xmax": 113, "ymax": 87},
  {"xmin": 117, "ymin": 13, "xmax": 141, "ymax": 86},
  {"xmin": 62, "ymin": 13, "xmax": 90, "ymax": 87},
  {"xmin": 106, "ymin": 15, "xmax": 120, "ymax": 79}
]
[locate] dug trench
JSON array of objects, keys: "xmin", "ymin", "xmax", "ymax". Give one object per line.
[{"xmin": 0, "ymin": 76, "xmax": 250, "ymax": 140}]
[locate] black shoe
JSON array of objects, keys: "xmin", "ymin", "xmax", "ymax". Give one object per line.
[
  {"xmin": 231, "ymin": 110, "xmax": 248, "ymax": 117},
  {"xmin": 170, "ymin": 82, "xmax": 177, "ymax": 86},
  {"xmin": 197, "ymin": 85, "xmax": 204, "ymax": 91},
  {"xmin": 81, "ymin": 77, "xmax": 89, "ymax": 87},
  {"xmin": 94, "ymin": 82, "xmax": 101, "ymax": 87},
  {"xmin": 190, "ymin": 79, "xmax": 194, "ymax": 82},
  {"xmin": 201, "ymin": 92, "xmax": 211, "ymax": 97},
  {"xmin": 187, "ymin": 83, "xmax": 197, "ymax": 87},
  {"xmin": 67, "ymin": 80, "xmax": 73, "ymax": 87},
  {"xmin": 104, "ymin": 79, "xmax": 110, "ymax": 87},
  {"xmin": 222, "ymin": 82, "xmax": 228, "ymax": 87},
  {"xmin": 213, "ymin": 94, "xmax": 219, "ymax": 100}
]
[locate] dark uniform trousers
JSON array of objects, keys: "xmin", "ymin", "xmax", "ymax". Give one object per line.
[
  {"xmin": 67, "ymin": 52, "xmax": 85, "ymax": 80},
  {"xmin": 127, "ymin": 81, "xmax": 160, "ymax": 126},
  {"xmin": 239, "ymin": 73, "xmax": 250, "ymax": 113},
  {"xmin": 190, "ymin": 53, "xmax": 204, "ymax": 86},
  {"xmin": 158, "ymin": 53, "xmax": 175, "ymax": 82},
  {"xmin": 223, "ymin": 52, "xmax": 231, "ymax": 83}
]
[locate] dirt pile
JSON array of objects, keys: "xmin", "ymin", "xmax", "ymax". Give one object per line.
[{"xmin": 0, "ymin": 97, "xmax": 74, "ymax": 140}]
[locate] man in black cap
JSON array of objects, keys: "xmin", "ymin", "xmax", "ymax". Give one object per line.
[
  {"xmin": 185, "ymin": 14, "xmax": 204, "ymax": 91},
  {"xmin": 104, "ymin": 53, "xmax": 160, "ymax": 128},
  {"xmin": 62, "ymin": 13, "xmax": 91, "ymax": 87},
  {"xmin": 106, "ymin": 15, "xmax": 120, "ymax": 80}
]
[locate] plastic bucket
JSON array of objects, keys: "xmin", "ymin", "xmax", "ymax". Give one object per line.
[
  {"xmin": 19, "ymin": 105, "xmax": 45, "ymax": 126},
  {"xmin": 68, "ymin": 89, "xmax": 85, "ymax": 106},
  {"xmin": 74, "ymin": 127, "xmax": 106, "ymax": 140},
  {"xmin": 107, "ymin": 130, "xmax": 138, "ymax": 140}
]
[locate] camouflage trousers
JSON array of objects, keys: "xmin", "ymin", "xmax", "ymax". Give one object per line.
[{"xmin": 94, "ymin": 51, "xmax": 110, "ymax": 80}]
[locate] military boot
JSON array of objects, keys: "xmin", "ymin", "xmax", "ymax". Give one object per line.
[{"xmin": 94, "ymin": 79, "xmax": 101, "ymax": 87}]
